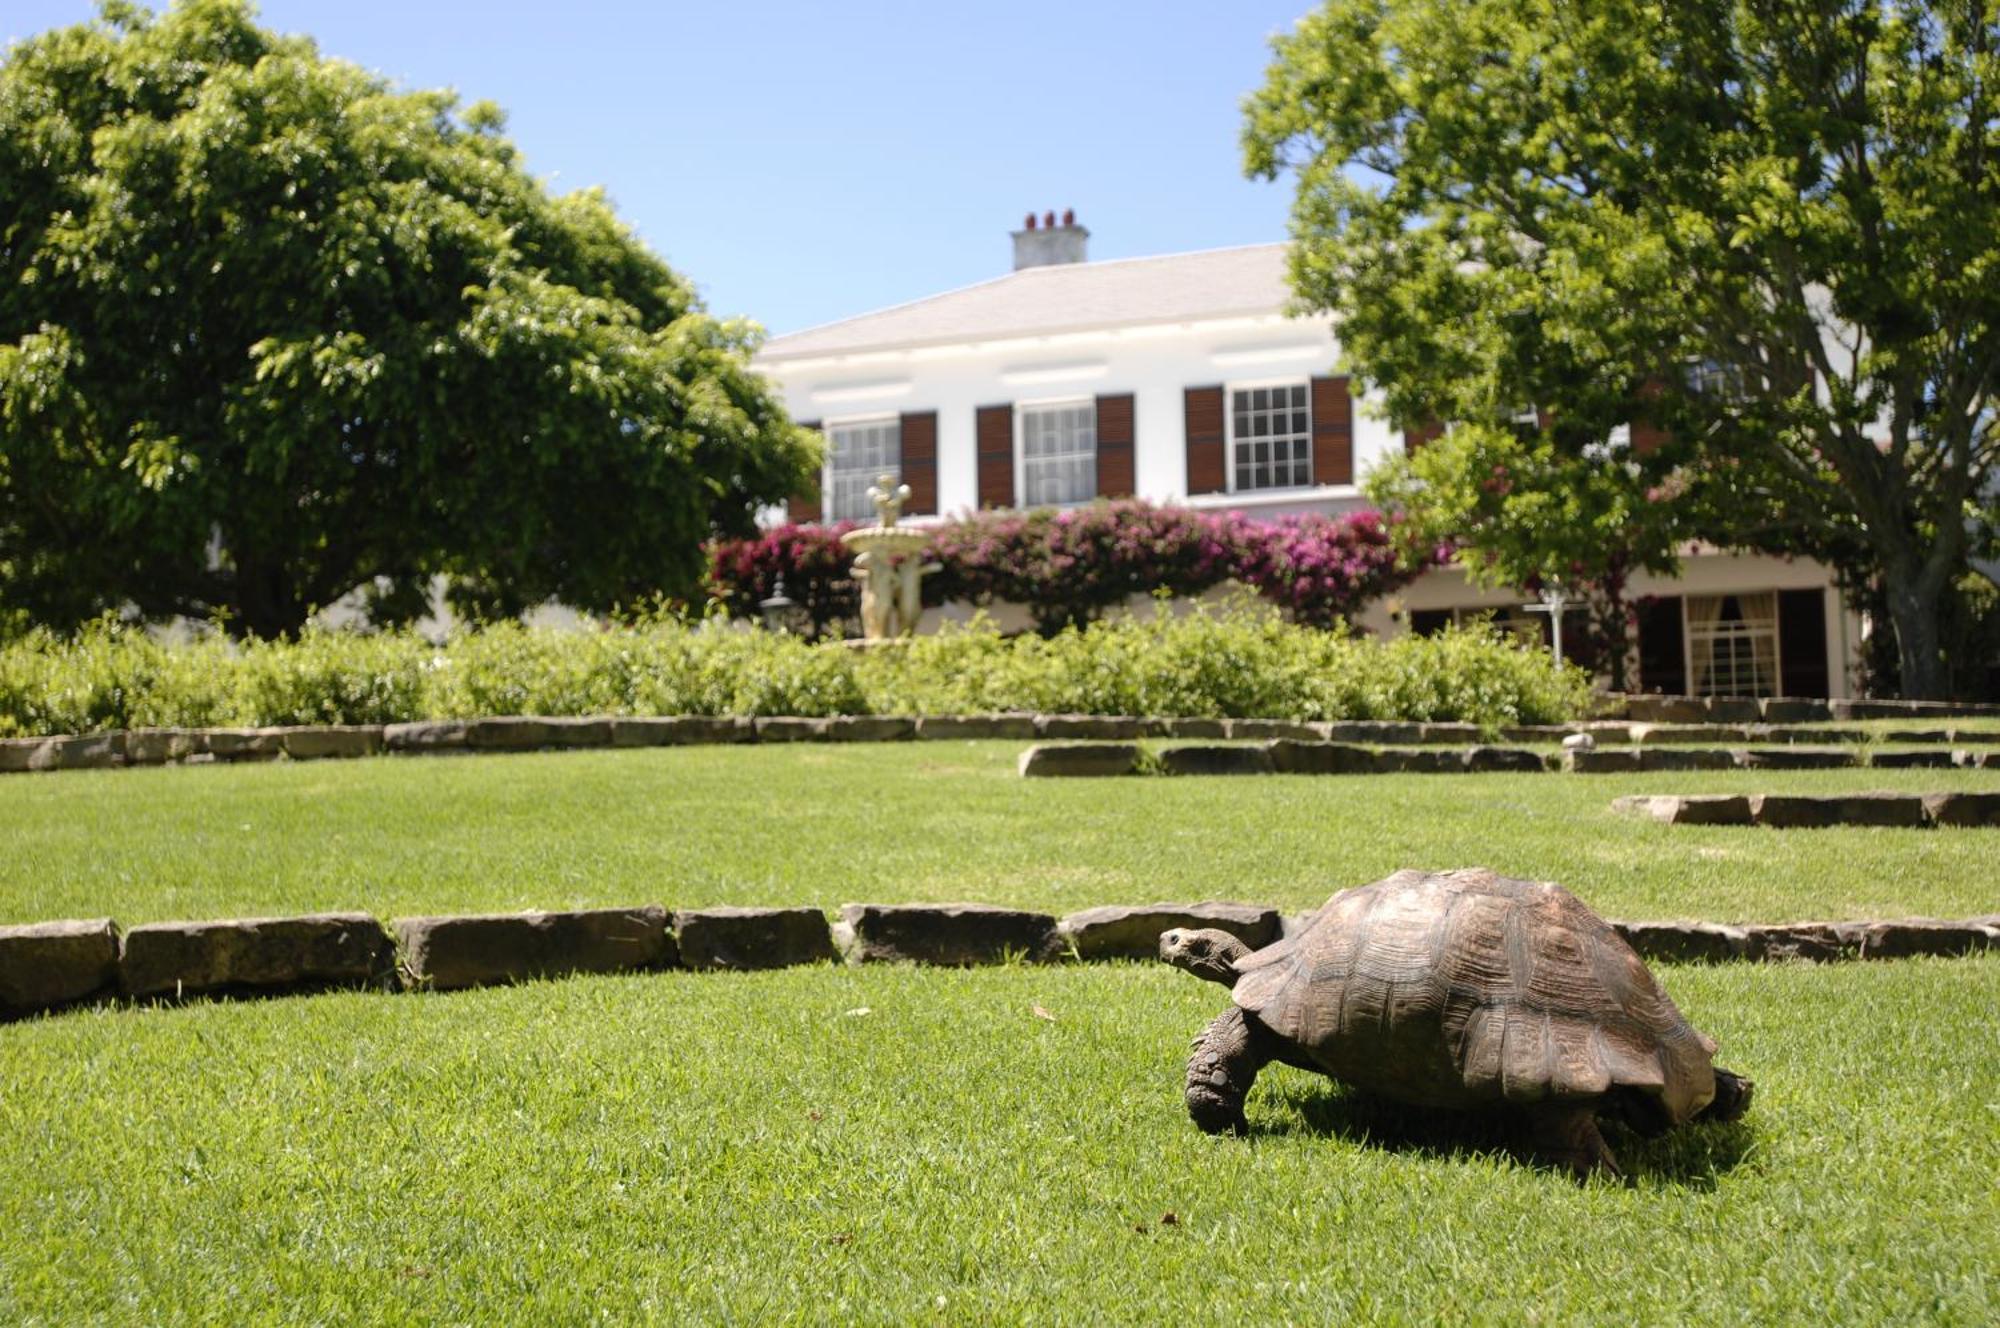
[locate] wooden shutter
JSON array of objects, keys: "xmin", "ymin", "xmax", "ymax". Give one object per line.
[
  {"xmin": 1310, "ymin": 376, "xmax": 1353, "ymax": 486},
  {"xmin": 787, "ymin": 419, "xmax": 823, "ymax": 523},
  {"xmin": 976, "ymin": 404, "xmax": 1014, "ymax": 508},
  {"xmin": 1095, "ymin": 393, "xmax": 1134, "ymax": 498},
  {"xmin": 1404, "ymin": 419, "xmax": 1446, "ymax": 452},
  {"xmin": 899, "ymin": 410, "xmax": 937, "ymax": 515},
  {"xmin": 1184, "ymin": 386, "xmax": 1226, "ymax": 495}
]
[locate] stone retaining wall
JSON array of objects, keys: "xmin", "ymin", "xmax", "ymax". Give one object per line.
[
  {"xmin": 1613, "ymin": 791, "xmax": 2000, "ymax": 828},
  {"xmin": 3, "ymin": 900, "xmax": 1994, "ymax": 1024},
  {"xmin": 6, "ymin": 711, "xmax": 1997, "ymax": 777}
]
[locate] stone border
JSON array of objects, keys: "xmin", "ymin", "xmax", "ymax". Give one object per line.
[
  {"xmin": 1604, "ymin": 693, "xmax": 2000, "ymax": 722},
  {"xmin": 3, "ymin": 900, "xmax": 1994, "ymax": 1024},
  {"xmin": 6, "ymin": 712, "xmax": 1997, "ymax": 777},
  {"xmin": 1613, "ymin": 791, "xmax": 2000, "ymax": 828}
]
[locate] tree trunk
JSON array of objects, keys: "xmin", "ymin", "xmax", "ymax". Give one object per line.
[{"xmin": 1880, "ymin": 562, "xmax": 1950, "ymax": 700}]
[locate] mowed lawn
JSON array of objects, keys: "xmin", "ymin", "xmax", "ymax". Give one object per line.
[
  {"xmin": 3, "ymin": 742, "xmax": 2000, "ymax": 925},
  {"xmin": 3, "ymin": 746, "xmax": 1998, "ymax": 1322},
  {"xmin": 2, "ymin": 959, "xmax": 1995, "ymax": 1323}
]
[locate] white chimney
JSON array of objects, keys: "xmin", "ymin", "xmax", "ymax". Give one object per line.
[{"xmin": 1011, "ymin": 209, "xmax": 1089, "ymax": 270}]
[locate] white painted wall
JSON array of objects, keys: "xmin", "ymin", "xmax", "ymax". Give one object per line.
[{"xmin": 755, "ymin": 310, "xmax": 1400, "ymax": 519}]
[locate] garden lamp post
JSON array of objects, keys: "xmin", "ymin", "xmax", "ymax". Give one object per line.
[
  {"xmin": 758, "ymin": 576, "xmax": 796, "ymax": 633},
  {"xmin": 1523, "ymin": 585, "xmax": 1570, "ymax": 670}
]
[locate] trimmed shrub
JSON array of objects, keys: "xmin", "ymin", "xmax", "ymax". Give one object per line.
[{"xmin": 0, "ymin": 605, "xmax": 1592, "ymax": 736}]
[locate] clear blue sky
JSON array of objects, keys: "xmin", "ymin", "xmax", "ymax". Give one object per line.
[{"xmin": 5, "ymin": 1, "xmax": 1312, "ymax": 336}]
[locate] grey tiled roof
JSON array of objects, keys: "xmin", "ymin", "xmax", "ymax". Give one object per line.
[{"xmin": 759, "ymin": 242, "xmax": 1294, "ymax": 361}]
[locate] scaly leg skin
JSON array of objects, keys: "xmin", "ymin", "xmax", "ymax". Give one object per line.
[
  {"xmin": 1698, "ymin": 1067, "xmax": 1754, "ymax": 1124},
  {"xmin": 1185, "ymin": 1006, "xmax": 1275, "ymax": 1136},
  {"xmin": 1526, "ymin": 1103, "xmax": 1622, "ymax": 1181}
]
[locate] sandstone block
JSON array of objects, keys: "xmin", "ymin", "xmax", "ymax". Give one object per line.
[
  {"xmin": 126, "ymin": 728, "xmax": 200, "ymax": 765},
  {"xmin": 610, "ymin": 716, "xmax": 752, "ymax": 747},
  {"xmin": 1461, "ymin": 745, "xmax": 1549, "ymax": 773},
  {"xmin": 1921, "ymin": 792, "xmax": 2000, "ymax": 827},
  {"xmin": 120, "ymin": 913, "xmax": 394, "ymax": 999},
  {"xmin": 1736, "ymin": 747, "xmax": 1859, "ymax": 770},
  {"xmin": 395, "ymin": 907, "xmax": 672, "ymax": 991},
  {"xmin": 1610, "ymin": 920, "xmax": 1754, "ymax": 963},
  {"xmin": 1747, "ymin": 922, "xmax": 1863, "ymax": 962},
  {"xmin": 465, "ymin": 716, "xmax": 612, "ymax": 750},
  {"xmin": 0, "ymin": 918, "xmax": 120, "ymax": 1017},
  {"xmin": 1160, "ymin": 717, "xmax": 1231, "ymax": 739},
  {"xmin": 1639, "ymin": 748, "xmax": 1739, "ymax": 772},
  {"xmin": 1417, "ymin": 722, "xmax": 1484, "ymax": 744},
  {"xmin": 672, "ymin": 906, "xmax": 835, "ymax": 971},
  {"xmin": 1227, "ymin": 718, "xmax": 1327, "ymax": 742},
  {"xmin": 1036, "ymin": 714, "xmax": 1145, "ymax": 740},
  {"xmin": 1267, "ymin": 741, "xmax": 1376, "ymax": 775},
  {"xmin": 1706, "ymin": 698, "xmax": 1763, "ymax": 724},
  {"xmin": 1761, "ymin": 698, "xmax": 1833, "ymax": 722},
  {"xmin": 0, "ymin": 733, "xmax": 126, "ymax": 772},
  {"xmin": 1854, "ymin": 919, "xmax": 1995, "ymax": 959},
  {"xmin": 1565, "ymin": 749, "xmax": 1644, "ymax": 773},
  {"xmin": 281, "ymin": 726, "xmax": 384, "ymax": 760},
  {"xmin": 1869, "ymin": 749, "xmax": 1957, "ymax": 769},
  {"xmin": 1376, "ymin": 748, "xmax": 1466, "ymax": 773},
  {"xmin": 823, "ymin": 715, "xmax": 916, "ymax": 742},
  {"xmin": 753, "ymin": 716, "xmax": 831, "ymax": 742},
  {"xmin": 1056, "ymin": 901, "xmax": 1282, "ymax": 961},
  {"xmin": 1157, "ymin": 744, "xmax": 1277, "ymax": 777},
  {"xmin": 913, "ymin": 714, "xmax": 1039, "ymax": 741},
  {"xmin": 833, "ymin": 902, "xmax": 1059, "ymax": 965},
  {"xmin": 1017, "ymin": 743, "xmax": 1141, "ymax": 778},
  {"xmin": 1635, "ymin": 724, "xmax": 1740, "ymax": 745},
  {"xmin": 1624, "ymin": 696, "xmax": 1710, "ymax": 723},
  {"xmin": 205, "ymin": 728, "xmax": 286, "ymax": 761},
  {"xmin": 1749, "ymin": 795, "xmax": 1842, "ymax": 828},
  {"xmin": 383, "ymin": 720, "xmax": 469, "ymax": 751},
  {"xmin": 1324, "ymin": 721, "xmax": 1424, "ymax": 744}
]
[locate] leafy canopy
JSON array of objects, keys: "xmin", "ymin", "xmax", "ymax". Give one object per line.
[
  {"xmin": 0, "ymin": 0, "xmax": 816, "ymax": 637},
  {"xmin": 1246, "ymin": 0, "xmax": 2000, "ymax": 697}
]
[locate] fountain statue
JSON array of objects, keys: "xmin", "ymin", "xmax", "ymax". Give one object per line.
[{"xmin": 839, "ymin": 474, "xmax": 938, "ymax": 641}]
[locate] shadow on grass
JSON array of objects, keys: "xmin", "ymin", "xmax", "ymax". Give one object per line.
[{"xmin": 1255, "ymin": 1079, "xmax": 1757, "ymax": 1189}]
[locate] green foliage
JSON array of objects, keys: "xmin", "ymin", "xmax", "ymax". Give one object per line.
[
  {"xmin": 1247, "ymin": 0, "xmax": 2000, "ymax": 698},
  {"xmin": 0, "ymin": 606, "xmax": 1593, "ymax": 735},
  {"xmin": 0, "ymin": 0, "xmax": 815, "ymax": 639}
]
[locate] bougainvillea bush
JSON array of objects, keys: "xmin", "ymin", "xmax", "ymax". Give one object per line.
[{"xmin": 705, "ymin": 501, "xmax": 1422, "ymax": 637}]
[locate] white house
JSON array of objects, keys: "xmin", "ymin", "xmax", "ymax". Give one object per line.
[{"xmin": 754, "ymin": 214, "xmax": 1859, "ymax": 697}]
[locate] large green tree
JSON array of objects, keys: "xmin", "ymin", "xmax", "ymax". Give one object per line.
[
  {"xmin": 1247, "ymin": 0, "xmax": 1999, "ymax": 698},
  {"xmin": 0, "ymin": 0, "xmax": 815, "ymax": 638}
]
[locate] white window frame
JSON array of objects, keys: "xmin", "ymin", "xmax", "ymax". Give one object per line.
[
  {"xmin": 1014, "ymin": 397, "xmax": 1098, "ymax": 509},
  {"xmin": 1683, "ymin": 593, "xmax": 1783, "ymax": 698},
  {"xmin": 823, "ymin": 414, "xmax": 900, "ymax": 524},
  {"xmin": 1224, "ymin": 377, "xmax": 1314, "ymax": 494}
]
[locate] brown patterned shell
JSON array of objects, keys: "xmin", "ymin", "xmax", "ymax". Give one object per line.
[{"xmin": 1232, "ymin": 868, "xmax": 1720, "ymax": 1122}]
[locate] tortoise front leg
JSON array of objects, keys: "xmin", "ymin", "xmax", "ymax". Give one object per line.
[
  {"xmin": 1185, "ymin": 1006, "xmax": 1276, "ymax": 1136},
  {"xmin": 1524, "ymin": 1102, "xmax": 1622, "ymax": 1181}
]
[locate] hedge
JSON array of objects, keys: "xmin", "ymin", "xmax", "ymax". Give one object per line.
[{"xmin": 0, "ymin": 606, "xmax": 1592, "ymax": 737}]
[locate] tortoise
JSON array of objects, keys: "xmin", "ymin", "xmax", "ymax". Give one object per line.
[{"xmin": 1159, "ymin": 868, "xmax": 1752, "ymax": 1177}]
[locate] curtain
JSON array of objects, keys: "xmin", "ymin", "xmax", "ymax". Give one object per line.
[
  {"xmin": 1738, "ymin": 591, "xmax": 1779, "ymax": 695},
  {"xmin": 1685, "ymin": 595, "xmax": 1725, "ymax": 694}
]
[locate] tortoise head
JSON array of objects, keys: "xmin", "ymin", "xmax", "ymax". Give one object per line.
[{"xmin": 1158, "ymin": 927, "xmax": 1251, "ymax": 986}]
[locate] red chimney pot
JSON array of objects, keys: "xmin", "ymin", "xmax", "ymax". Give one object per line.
[
  {"xmin": 1062, "ymin": 208, "xmax": 1075, "ymax": 226},
  {"xmin": 1043, "ymin": 210, "xmax": 1056, "ymax": 229},
  {"xmin": 1024, "ymin": 212, "xmax": 1037, "ymax": 230}
]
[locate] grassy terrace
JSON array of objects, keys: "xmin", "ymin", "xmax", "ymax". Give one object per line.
[
  {"xmin": 4, "ymin": 742, "xmax": 2000, "ymax": 926},
  {"xmin": 3, "ymin": 744, "xmax": 1997, "ymax": 1322}
]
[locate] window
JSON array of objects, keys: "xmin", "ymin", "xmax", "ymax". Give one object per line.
[
  {"xmin": 825, "ymin": 417, "xmax": 899, "ymax": 522},
  {"xmin": 1230, "ymin": 383, "xmax": 1312, "ymax": 491},
  {"xmin": 1018, "ymin": 401, "xmax": 1096, "ymax": 507},
  {"xmin": 1686, "ymin": 592, "xmax": 1779, "ymax": 696}
]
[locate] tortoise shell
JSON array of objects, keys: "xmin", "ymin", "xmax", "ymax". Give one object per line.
[{"xmin": 1231, "ymin": 868, "xmax": 1720, "ymax": 1123}]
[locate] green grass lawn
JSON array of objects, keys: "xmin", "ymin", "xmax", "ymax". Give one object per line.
[
  {"xmin": 4, "ymin": 743, "xmax": 2000, "ymax": 926},
  {"xmin": 2, "ymin": 958, "xmax": 1994, "ymax": 1324}
]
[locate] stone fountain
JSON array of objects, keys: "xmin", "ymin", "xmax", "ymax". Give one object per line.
[{"xmin": 839, "ymin": 473, "xmax": 938, "ymax": 641}]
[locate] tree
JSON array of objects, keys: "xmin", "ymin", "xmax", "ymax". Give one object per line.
[
  {"xmin": 1246, "ymin": 0, "xmax": 2000, "ymax": 698},
  {"xmin": 0, "ymin": 0, "xmax": 815, "ymax": 638},
  {"xmin": 1364, "ymin": 421, "xmax": 1691, "ymax": 689}
]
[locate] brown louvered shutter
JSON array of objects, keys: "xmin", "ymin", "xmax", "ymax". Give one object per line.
[
  {"xmin": 787, "ymin": 419, "xmax": 823, "ymax": 523},
  {"xmin": 976, "ymin": 404, "xmax": 1014, "ymax": 508},
  {"xmin": 1095, "ymin": 393, "xmax": 1135, "ymax": 498},
  {"xmin": 1403, "ymin": 419, "xmax": 1446, "ymax": 452},
  {"xmin": 1184, "ymin": 386, "xmax": 1226, "ymax": 495},
  {"xmin": 899, "ymin": 410, "xmax": 937, "ymax": 514},
  {"xmin": 1310, "ymin": 376, "xmax": 1353, "ymax": 486}
]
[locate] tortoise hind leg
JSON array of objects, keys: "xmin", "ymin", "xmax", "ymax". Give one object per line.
[
  {"xmin": 1524, "ymin": 1102, "xmax": 1622, "ymax": 1181},
  {"xmin": 1185, "ymin": 1006, "xmax": 1276, "ymax": 1136}
]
